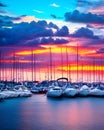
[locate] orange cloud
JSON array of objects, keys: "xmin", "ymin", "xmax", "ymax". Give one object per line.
[
  {"xmin": 13, "ymin": 16, "xmax": 38, "ymax": 23},
  {"xmin": 16, "ymin": 49, "xmax": 49, "ymax": 55}
]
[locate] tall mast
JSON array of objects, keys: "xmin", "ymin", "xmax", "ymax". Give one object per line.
[
  {"xmin": 31, "ymin": 48, "xmax": 34, "ymax": 82},
  {"xmin": 76, "ymin": 42, "xmax": 79, "ymax": 82},
  {"xmin": 66, "ymin": 46, "xmax": 68, "ymax": 79},
  {"xmin": 39, "ymin": 64, "xmax": 41, "ymax": 82},
  {"xmin": 34, "ymin": 50, "xmax": 36, "ymax": 81},
  {"xmin": 12, "ymin": 51, "xmax": 15, "ymax": 82},
  {"xmin": 81, "ymin": 58, "xmax": 84, "ymax": 82},
  {"xmin": 47, "ymin": 63, "xmax": 49, "ymax": 81},
  {"xmin": 50, "ymin": 47, "xmax": 52, "ymax": 80},
  {"xmin": 93, "ymin": 58, "xmax": 95, "ymax": 82},
  {"xmin": 53, "ymin": 62, "xmax": 56, "ymax": 80},
  {"xmin": 61, "ymin": 47, "xmax": 63, "ymax": 78},
  {"xmin": 101, "ymin": 55, "xmax": 103, "ymax": 82}
]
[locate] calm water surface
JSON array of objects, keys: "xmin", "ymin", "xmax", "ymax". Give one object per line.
[{"xmin": 0, "ymin": 95, "xmax": 104, "ymax": 130}]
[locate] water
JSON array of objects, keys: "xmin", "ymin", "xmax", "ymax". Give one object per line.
[{"xmin": 0, "ymin": 95, "xmax": 104, "ymax": 130}]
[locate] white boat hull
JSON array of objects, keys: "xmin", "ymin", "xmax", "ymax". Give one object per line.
[
  {"xmin": 89, "ymin": 88, "xmax": 104, "ymax": 96},
  {"xmin": 63, "ymin": 88, "xmax": 77, "ymax": 97},
  {"xmin": 47, "ymin": 89, "xmax": 62, "ymax": 97}
]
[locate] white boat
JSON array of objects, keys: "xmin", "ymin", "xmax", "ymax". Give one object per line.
[
  {"xmin": 63, "ymin": 83, "xmax": 78, "ymax": 97},
  {"xmin": 89, "ymin": 88, "xmax": 104, "ymax": 96},
  {"xmin": 31, "ymin": 84, "xmax": 40, "ymax": 93},
  {"xmin": 31, "ymin": 88, "xmax": 40, "ymax": 93},
  {"xmin": 78, "ymin": 85, "xmax": 90, "ymax": 96},
  {"xmin": 47, "ymin": 81, "xmax": 63, "ymax": 97},
  {"xmin": 14, "ymin": 85, "xmax": 32, "ymax": 97}
]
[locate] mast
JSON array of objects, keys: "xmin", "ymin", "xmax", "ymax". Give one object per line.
[
  {"xmin": 61, "ymin": 47, "xmax": 63, "ymax": 78},
  {"xmin": 31, "ymin": 47, "xmax": 34, "ymax": 82},
  {"xmin": 49, "ymin": 47, "xmax": 52, "ymax": 80},
  {"xmin": 76, "ymin": 42, "xmax": 79, "ymax": 82},
  {"xmin": 101, "ymin": 55, "xmax": 103, "ymax": 82},
  {"xmin": 12, "ymin": 51, "xmax": 15, "ymax": 82},
  {"xmin": 34, "ymin": 50, "xmax": 36, "ymax": 81},
  {"xmin": 93, "ymin": 58, "xmax": 96, "ymax": 82},
  {"xmin": 53, "ymin": 62, "xmax": 56, "ymax": 80},
  {"xmin": 81, "ymin": 58, "xmax": 84, "ymax": 82},
  {"xmin": 66, "ymin": 46, "xmax": 68, "ymax": 79},
  {"xmin": 39, "ymin": 64, "xmax": 41, "ymax": 82}
]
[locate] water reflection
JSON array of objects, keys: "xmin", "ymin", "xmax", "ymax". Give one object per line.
[{"xmin": 1, "ymin": 96, "xmax": 104, "ymax": 130}]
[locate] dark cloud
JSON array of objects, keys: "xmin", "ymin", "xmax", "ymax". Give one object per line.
[
  {"xmin": 40, "ymin": 37, "xmax": 54, "ymax": 44},
  {"xmin": 50, "ymin": 14, "xmax": 63, "ymax": 19},
  {"xmin": 48, "ymin": 22, "xmax": 59, "ymax": 30},
  {"xmin": 54, "ymin": 38, "xmax": 68, "ymax": 44},
  {"xmin": 40, "ymin": 37, "xmax": 69, "ymax": 45},
  {"xmin": 77, "ymin": 0, "xmax": 91, "ymax": 7},
  {"xmin": 80, "ymin": 37, "xmax": 104, "ymax": 47},
  {"xmin": 0, "ymin": 2, "xmax": 7, "ymax": 14},
  {"xmin": 72, "ymin": 27, "xmax": 98, "ymax": 39},
  {"xmin": 64, "ymin": 10, "xmax": 104, "ymax": 24},
  {"xmin": 0, "ymin": 15, "xmax": 26, "ymax": 27},
  {"xmin": 51, "ymin": 14, "xmax": 57, "ymax": 19},
  {"xmin": 0, "ymin": 2, "xmax": 7, "ymax": 7},
  {"xmin": 25, "ymin": 37, "xmax": 69, "ymax": 46},
  {"xmin": 97, "ymin": 48, "xmax": 104, "ymax": 54},
  {"xmin": 77, "ymin": 0, "xmax": 104, "ymax": 10},
  {"xmin": 37, "ymin": 20, "xmax": 47, "ymax": 27},
  {"xmin": 0, "ymin": 19, "xmax": 70, "ymax": 46},
  {"xmin": 55, "ymin": 26, "xmax": 69, "ymax": 36}
]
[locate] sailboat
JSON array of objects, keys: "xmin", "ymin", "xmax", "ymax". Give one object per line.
[{"xmin": 46, "ymin": 80, "xmax": 63, "ymax": 97}]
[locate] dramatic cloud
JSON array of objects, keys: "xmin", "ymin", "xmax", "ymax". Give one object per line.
[
  {"xmin": 55, "ymin": 26, "xmax": 69, "ymax": 36},
  {"xmin": 77, "ymin": 0, "xmax": 104, "ymax": 12},
  {"xmin": 64, "ymin": 10, "xmax": 104, "ymax": 24},
  {"xmin": 0, "ymin": 15, "xmax": 26, "ymax": 27},
  {"xmin": 0, "ymin": 19, "xmax": 70, "ymax": 46},
  {"xmin": 40, "ymin": 37, "xmax": 69, "ymax": 45},
  {"xmin": 48, "ymin": 22, "xmax": 59, "ymax": 30},
  {"xmin": 72, "ymin": 27, "xmax": 98, "ymax": 39},
  {"xmin": 14, "ymin": 37, "xmax": 69, "ymax": 47}
]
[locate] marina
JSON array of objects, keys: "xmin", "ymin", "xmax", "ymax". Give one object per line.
[
  {"xmin": 1, "ymin": 0, "xmax": 104, "ymax": 129},
  {"xmin": 1, "ymin": 79, "xmax": 104, "ymax": 100}
]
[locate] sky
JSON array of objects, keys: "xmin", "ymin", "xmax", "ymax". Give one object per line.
[{"xmin": 0, "ymin": 0, "xmax": 104, "ymax": 82}]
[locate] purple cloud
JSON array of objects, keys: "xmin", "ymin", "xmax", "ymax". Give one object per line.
[
  {"xmin": 0, "ymin": 19, "xmax": 70, "ymax": 46},
  {"xmin": 48, "ymin": 22, "xmax": 59, "ymax": 30},
  {"xmin": 72, "ymin": 27, "xmax": 98, "ymax": 39},
  {"xmin": 64, "ymin": 10, "xmax": 104, "ymax": 24},
  {"xmin": 77, "ymin": 0, "xmax": 104, "ymax": 10},
  {"xmin": 55, "ymin": 26, "xmax": 69, "ymax": 36},
  {"xmin": 25, "ymin": 37, "xmax": 69, "ymax": 46}
]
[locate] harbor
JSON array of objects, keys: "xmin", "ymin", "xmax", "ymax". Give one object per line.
[
  {"xmin": 1, "ymin": 0, "xmax": 104, "ymax": 129},
  {"xmin": 0, "ymin": 45, "xmax": 104, "ymax": 100},
  {"xmin": 1, "ymin": 78, "xmax": 104, "ymax": 100}
]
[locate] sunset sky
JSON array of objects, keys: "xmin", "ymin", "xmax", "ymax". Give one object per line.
[{"xmin": 0, "ymin": 0, "xmax": 104, "ymax": 82}]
